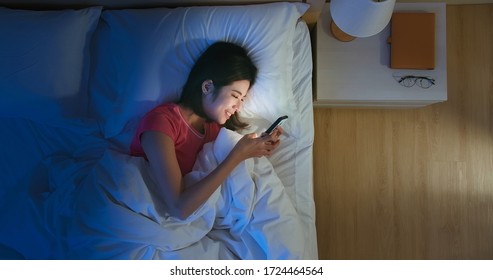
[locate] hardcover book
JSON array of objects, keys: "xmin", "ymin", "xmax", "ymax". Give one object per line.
[{"xmin": 389, "ymin": 12, "xmax": 436, "ymax": 70}]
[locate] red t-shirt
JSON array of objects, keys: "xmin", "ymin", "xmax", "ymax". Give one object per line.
[{"xmin": 130, "ymin": 103, "xmax": 221, "ymax": 175}]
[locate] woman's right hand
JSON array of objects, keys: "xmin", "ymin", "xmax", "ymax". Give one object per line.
[{"xmin": 229, "ymin": 133, "xmax": 280, "ymax": 163}]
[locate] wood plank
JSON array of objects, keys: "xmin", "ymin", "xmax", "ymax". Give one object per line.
[{"xmin": 313, "ymin": 4, "xmax": 493, "ymax": 259}]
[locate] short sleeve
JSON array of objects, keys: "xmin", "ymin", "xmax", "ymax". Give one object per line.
[{"xmin": 130, "ymin": 104, "xmax": 180, "ymax": 156}]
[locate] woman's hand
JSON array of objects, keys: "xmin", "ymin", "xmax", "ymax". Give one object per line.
[
  {"xmin": 229, "ymin": 128, "xmax": 283, "ymax": 163},
  {"xmin": 268, "ymin": 126, "xmax": 283, "ymax": 145},
  {"xmin": 141, "ymin": 127, "xmax": 283, "ymax": 220}
]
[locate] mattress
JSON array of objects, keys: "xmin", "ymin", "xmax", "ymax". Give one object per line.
[
  {"xmin": 0, "ymin": 16, "xmax": 316, "ymax": 260},
  {"xmin": 272, "ymin": 20, "xmax": 317, "ymax": 258}
]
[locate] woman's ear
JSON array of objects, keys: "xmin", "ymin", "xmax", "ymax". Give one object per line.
[{"xmin": 201, "ymin": 80, "xmax": 214, "ymax": 95}]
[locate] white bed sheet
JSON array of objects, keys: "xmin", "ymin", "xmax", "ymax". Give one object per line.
[
  {"xmin": 263, "ymin": 20, "xmax": 317, "ymax": 259},
  {"xmin": 0, "ymin": 20, "xmax": 316, "ymax": 260},
  {"xmin": 291, "ymin": 20, "xmax": 317, "ymax": 259},
  {"xmin": 0, "ymin": 118, "xmax": 107, "ymax": 259},
  {"xmin": 66, "ymin": 128, "xmax": 306, "ymax": 259}
]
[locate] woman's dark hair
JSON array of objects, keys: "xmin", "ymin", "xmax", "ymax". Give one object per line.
[{"xmin": 179, "ymin": 41, "xmax": 258, "ymax": 130}]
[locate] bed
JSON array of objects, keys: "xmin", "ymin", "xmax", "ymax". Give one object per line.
[{"xmin": 0, "ymin": 0, "xmax": 319, "ymax": 260}]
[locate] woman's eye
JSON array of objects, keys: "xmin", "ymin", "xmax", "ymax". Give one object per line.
[{"xmin": 232, "ymin": 94, "xmax": 241, "ymax": 101}]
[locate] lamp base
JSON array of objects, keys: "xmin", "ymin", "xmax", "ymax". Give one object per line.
[{"xmin": 330, "ymin": 20, "xmax": 356, "ymax": 42}]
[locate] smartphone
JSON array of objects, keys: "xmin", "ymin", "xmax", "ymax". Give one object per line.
[{"xmin": 264, "ymin": 115, "xmax": 288, "ymax": 135}]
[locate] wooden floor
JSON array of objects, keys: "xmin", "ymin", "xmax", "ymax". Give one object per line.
[{"xmin": 313, "ymin": 5, "xmax": 493, "ymax": 259}]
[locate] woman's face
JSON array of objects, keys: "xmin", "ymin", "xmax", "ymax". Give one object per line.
[{"xmin": 202, "ymin": 79, "xmax": 250, "ymax": 125}]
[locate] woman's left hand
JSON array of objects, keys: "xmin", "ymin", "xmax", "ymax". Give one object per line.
[{"xmin": 264, "ymin": 126, "xmax": 283, "ymax": 150}]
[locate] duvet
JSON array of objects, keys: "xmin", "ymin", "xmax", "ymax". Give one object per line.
[{"xmin": 48, "ymin": 128, "xmax": 305, "ymax": 259}]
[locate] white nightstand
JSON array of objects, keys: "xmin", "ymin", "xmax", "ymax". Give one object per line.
[{"xmin": 314, "ymin": 3, "xmax": 447, "ymax": 108}]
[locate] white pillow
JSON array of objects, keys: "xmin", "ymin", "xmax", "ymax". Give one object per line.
[
  {"xmin": 89, "ymin": 2, "xmax": 308, "ymax": 139},
  {"xmin": 0, "ymin": 7, "xmax": 102, "ymax": 121}
]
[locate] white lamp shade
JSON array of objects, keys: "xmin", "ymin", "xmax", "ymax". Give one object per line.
[{"xmin": 330, "ymin": 0, "xmax": 396, "ymax": 38}]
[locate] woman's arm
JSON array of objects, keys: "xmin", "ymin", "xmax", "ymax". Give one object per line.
[{"xmin": 141, "ymin": 130, "xmax": 280, "ymax": 220}]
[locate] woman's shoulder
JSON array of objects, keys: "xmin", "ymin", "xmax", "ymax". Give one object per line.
[
  {"xmin": 151, "ymin": 102, "xmax": 178, "ymax": 112},
  {"xmin": 145, "ymin": 103, "xmax": 180, "ymax": 117},
  {"xmin": 137, "ymin": 103, "xmax": 183, "ymax": 131}
]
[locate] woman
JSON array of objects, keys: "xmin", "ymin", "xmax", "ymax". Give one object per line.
[{"xmin": 130, "ymin": 42, "xmax": 282, "ymax": 220}]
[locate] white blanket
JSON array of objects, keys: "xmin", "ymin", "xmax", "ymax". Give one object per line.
[{"xmin": 60, "ymin": 128, "xmax": 305, "ymax": 259}]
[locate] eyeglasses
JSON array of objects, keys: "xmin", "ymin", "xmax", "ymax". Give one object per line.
[{"xmin": 393, "ymin": 74, "xmax": 436, "ymax": 89}]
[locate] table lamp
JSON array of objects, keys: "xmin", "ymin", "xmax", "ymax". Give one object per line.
[{"xmin": 330, "ymin": 0, "xmax": 396, "ymax": 42}]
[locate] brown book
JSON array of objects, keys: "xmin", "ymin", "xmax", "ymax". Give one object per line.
[{"xmin": 389, "ymin": 13, "xmax": 436, "ymax": 70}]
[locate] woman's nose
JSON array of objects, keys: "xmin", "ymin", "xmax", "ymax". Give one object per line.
[{"xmin": 233, "ymin": 100, "xmax": 242, "ymax": 112}]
